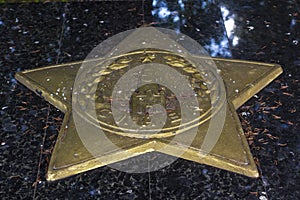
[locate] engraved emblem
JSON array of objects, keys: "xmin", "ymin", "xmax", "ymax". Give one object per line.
[{"xmin": 93, "ymin": 49, "xmax": 217, "ymax": 139}]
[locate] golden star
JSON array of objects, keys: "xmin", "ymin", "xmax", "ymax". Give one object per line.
[
  {"xmin": 15, "ymin": 49, "xmax": 282, "ymax": 181},
  {"xmin": 140, "ymin": 53, "xmax": 156, "ymax": 63}
]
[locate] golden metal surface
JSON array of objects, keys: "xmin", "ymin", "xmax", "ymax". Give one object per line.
[{"xmin": 15, "ymin": 49, "xmax": 282, "ymax": 181}]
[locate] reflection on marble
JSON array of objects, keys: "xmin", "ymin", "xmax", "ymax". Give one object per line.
[{"xmin": 151, "ymin": 0, "xmax": 233, "ymax": 57}]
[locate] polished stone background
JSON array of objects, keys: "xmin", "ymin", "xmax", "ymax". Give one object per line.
[{"xmin": 0, "ymin": 1, "xmax": 299, "ymax": 199}]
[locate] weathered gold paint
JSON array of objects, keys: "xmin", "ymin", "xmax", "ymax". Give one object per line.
[{"xmin": 15, "ymin": 49, "xmax": 282, "ymax": 181}]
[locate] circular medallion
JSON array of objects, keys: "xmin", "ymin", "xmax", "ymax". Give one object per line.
[{"xmin": 75, "ymin": 49, "xmax": 223, "ymax": 138}]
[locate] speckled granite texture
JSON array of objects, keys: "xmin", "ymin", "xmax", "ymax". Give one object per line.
[{"xmin": 0, "ymin": 1, "xmax": 299, "ymax": 199}]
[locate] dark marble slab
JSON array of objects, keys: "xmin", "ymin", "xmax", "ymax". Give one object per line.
[{"xmin": 0, "ymin": 1, "xmax": 299, "ymax": 199}]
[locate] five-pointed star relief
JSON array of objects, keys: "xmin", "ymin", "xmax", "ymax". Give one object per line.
[{"xmin": 15, "ymin": 56, "xmax": 282, "ymax": 181}]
